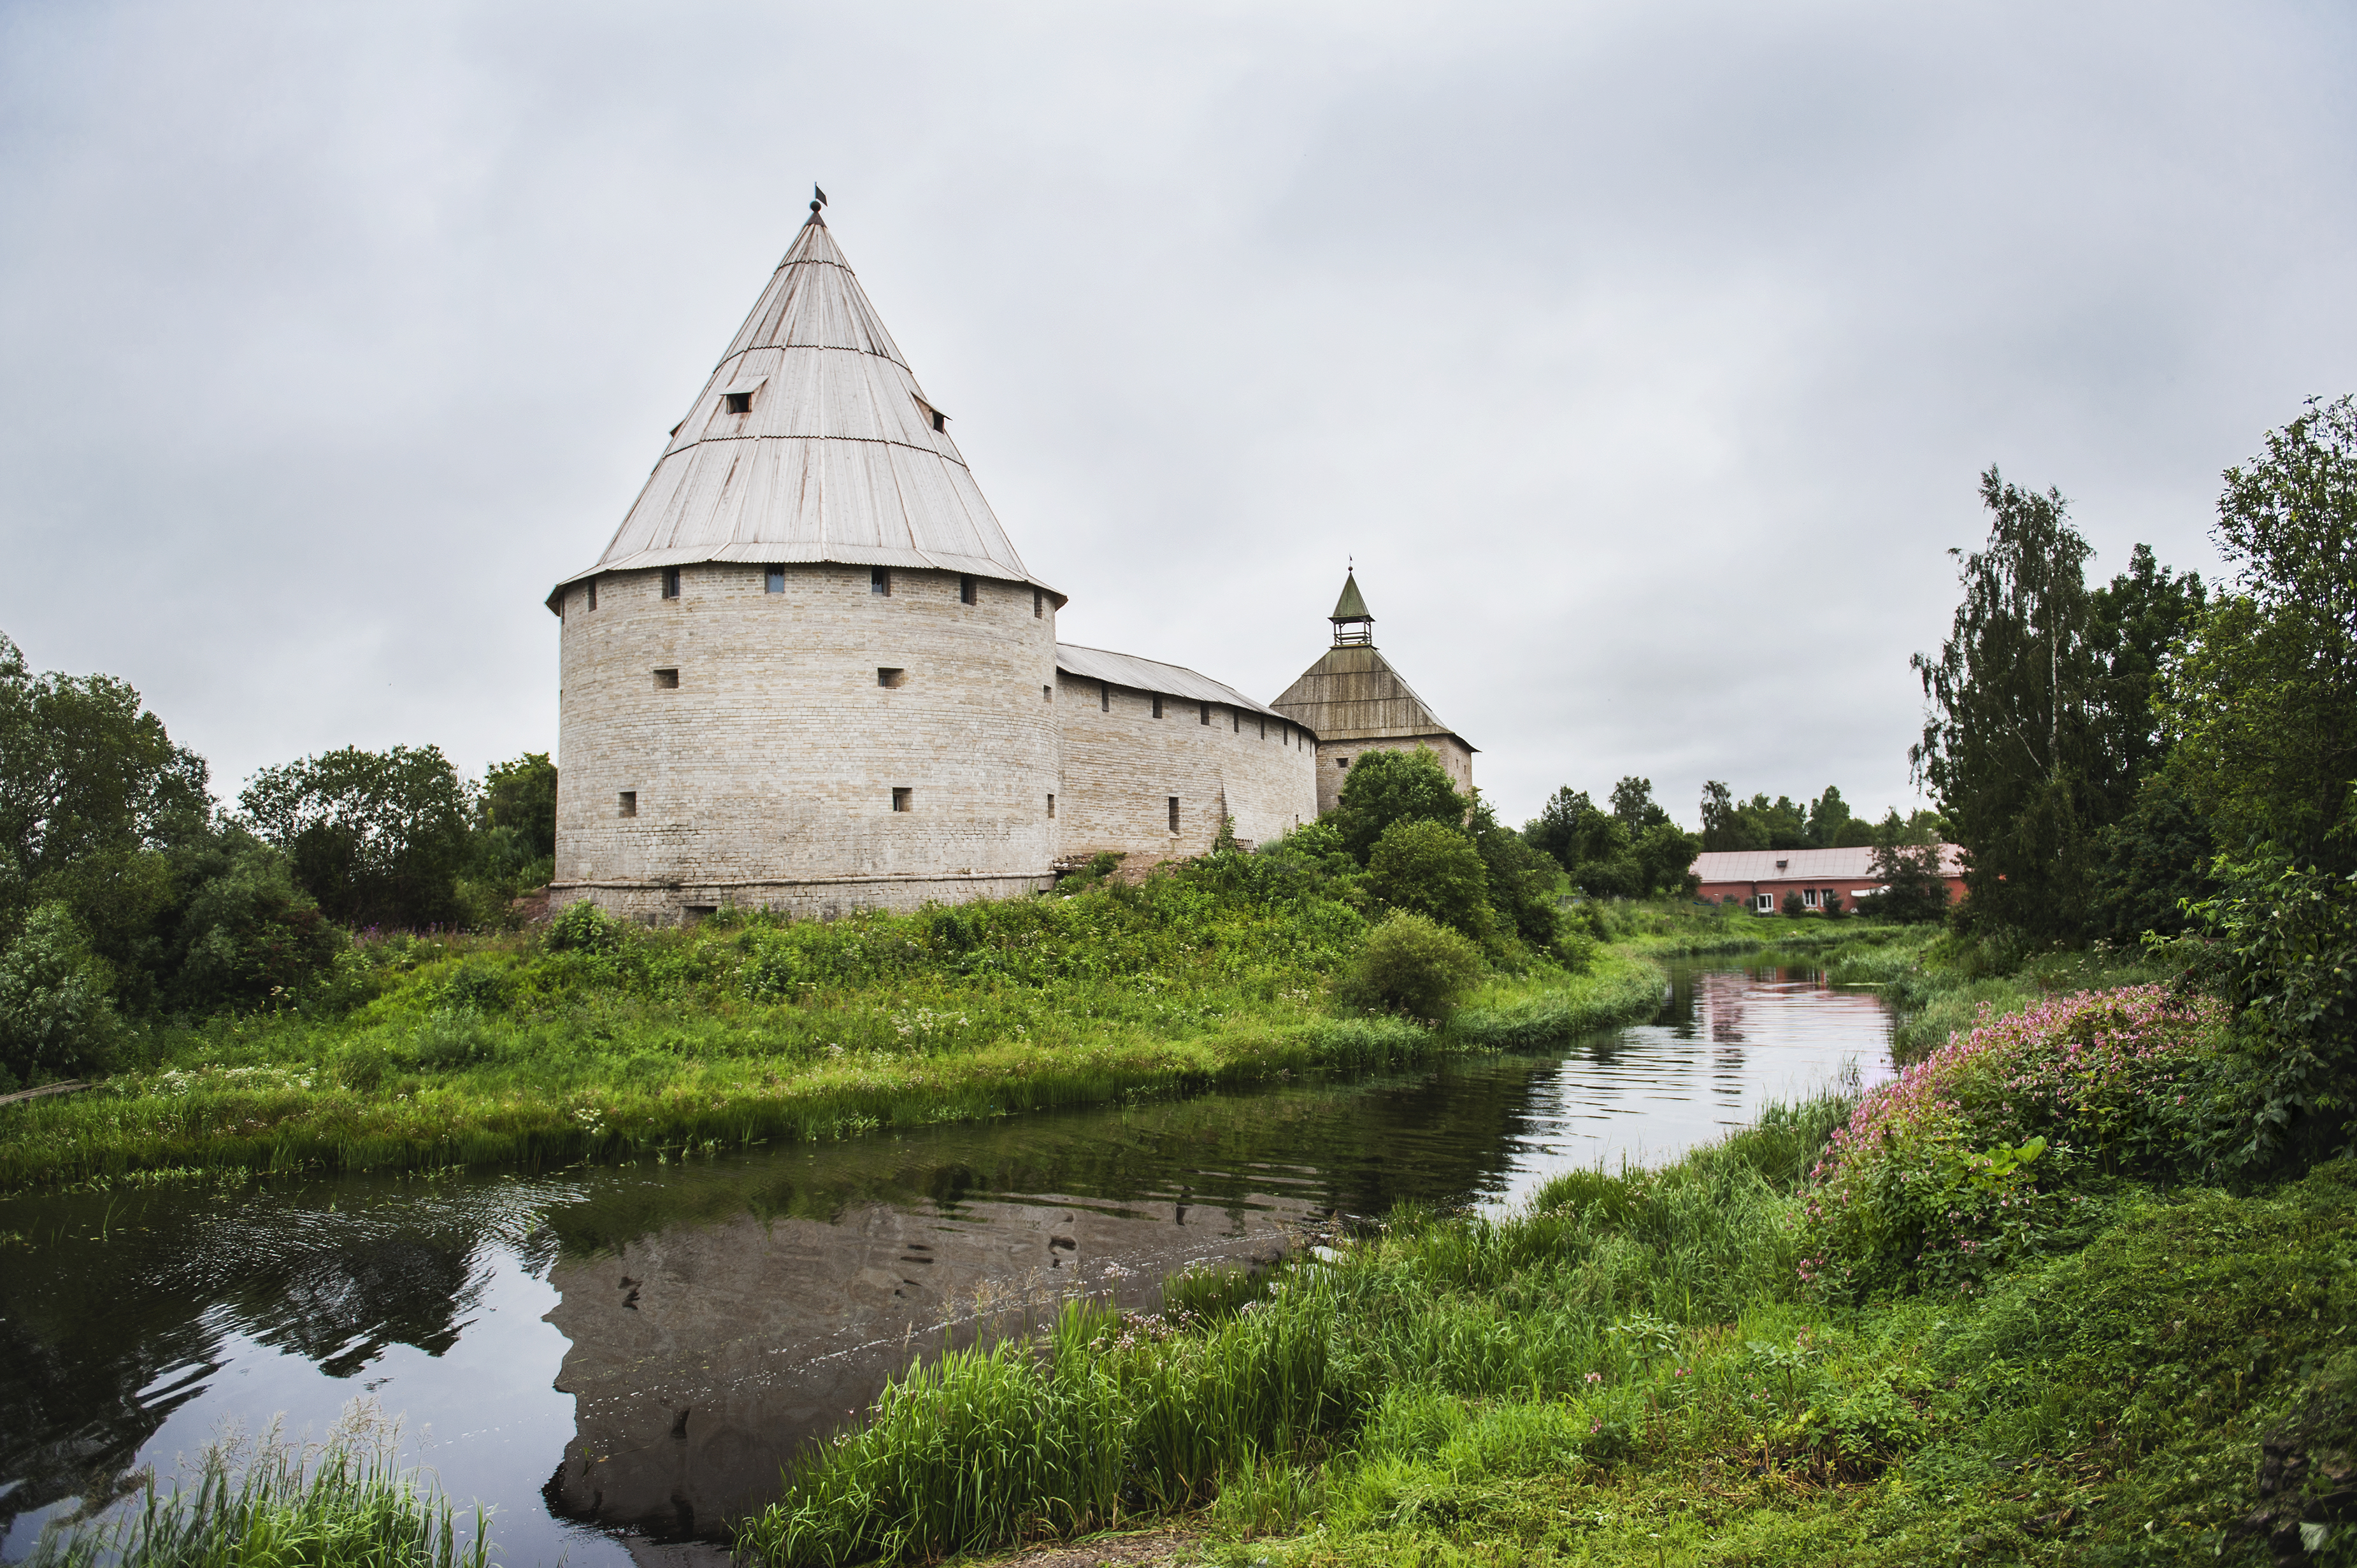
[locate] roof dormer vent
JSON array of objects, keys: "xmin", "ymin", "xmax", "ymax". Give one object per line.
[
  {"xmin": 719, "ymin": 374, "xmax": 766, "ymax": 416},
  {"xmin": 912, "ymin": 394, "xmax": 949, "ymax": 434}
]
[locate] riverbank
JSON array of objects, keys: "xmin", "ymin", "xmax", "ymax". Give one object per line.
[
  {"xmin": 729, "ymin": 959, "xmax": 2355, "ymax": 1568},
  {"xmin": 0, "ymin": 862, "xmax": 1673, "ymax": 1194}
]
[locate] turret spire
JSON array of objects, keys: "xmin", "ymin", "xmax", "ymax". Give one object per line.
[{"xmin": 1329, "ymin": 569, "xmax": 1373, "ymax": 646}]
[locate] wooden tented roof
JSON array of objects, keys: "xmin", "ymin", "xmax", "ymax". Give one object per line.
[
  {"xmin": 1268, "ymin": 645, "xmax": 1474, "ymax": 752},
  {"xmin": 548, "ymin": 212, "xmax": 1057, "ymax": 610}
]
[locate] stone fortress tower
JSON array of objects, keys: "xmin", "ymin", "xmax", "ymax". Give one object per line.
[
  {"xmin": 1270, "ymin": 571, "xmax": 1477, "ymax": 816},
  {"xmin": 548, "ymin": 202, "xmax": 1357, "ymax": 923}
]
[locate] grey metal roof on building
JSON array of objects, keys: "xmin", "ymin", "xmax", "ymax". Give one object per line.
[
  {"xmin": 1690, "ymin": 845, "xmax": 1965, "ymax": 884},
  {"xmin": 1055, "ymin": 644, "xmax": 1304, "ymax": 728},
  {"xmin": 1268, "ymin": 645, "xmax": 1473, "ymax": 750},
  {"xmin": 547, "ymin": 213, "xmax": 1057, "ymax": 610}
]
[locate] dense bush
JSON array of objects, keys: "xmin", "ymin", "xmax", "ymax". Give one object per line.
[
  {"xmin": 1331, "ymin": 748, "xmax": 1468, "ymax": 862},
  {"xmin": 168, "ymin": 841, "xmax": 347, "ymax": 1012},
  {"xmin": 546, "ymin": 899, "xmax": 628, "ymax": 955},
  {"xmin": 0, "ymin": 902, "xmax": 124, "ymax": 1091},
  {"xmin": 1366, "ymin": 819, "xmax": 1491, "ymax": 940},
  {"xmin": 1335, "ymin": 911, "xmax": 1482, "ymax": 1020},
  {"xmin": 240, "ymin": 746, "xmax": 475, "ymax": 929},
  {"xmin": 1799, "ymin": 985, "xmax": 2224, "ymax": 1297}
]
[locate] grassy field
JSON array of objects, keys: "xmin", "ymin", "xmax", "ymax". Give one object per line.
[
  {"xmin": 0, "ymin": 860, "xmax": 1675, "ymax": 1194},
  {"xmin": 729, "ymin": 949, "xmax": 2356, "ymax": 1568}
]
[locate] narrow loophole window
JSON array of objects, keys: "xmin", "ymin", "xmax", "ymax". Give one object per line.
[
  {"xmin": 1100, "ymin": 682, "xmax": 1109, "ymax": 713},
  {"xmin": 871, "ymin": 567, "xmax": 892, "ymax": 597},
  {"xmin": 1152, "ymin": 696, "xmax": 1164, "ymax": 719},
  {"xmin": 1047, "ymin": 794, "xmax": 1057, "ymax": 819},
  {"xmin": 723, "ymin": 390, "xmax": 752, "ymax": 415},
  {"xmin": 1233, "ymin": 711, "xmax": 1241, "ymax": 733},
  {"xmin": 960, "ymin": 574, "xmax": 977, "ymax": 605},
  {"xmin": 1042, "ymin": 685, "xmax": 1052, "ymax": 702},
  {"xmin": 653, "ymin": 667, "xmax": 679, "ymax": 690},
  {"xmin": 1199, "ymin": 703, "xmax": 1210, "ymax": 726},
  {"xmin": 1258, "ymin": 718, "xmax": 1266, "ymax": 739},
  {"xmin": 1168, "ymin": 796, "xmax": 1180, "ymax": 834},
  {"xmin": 661, "ymin": 567, "xmax": 681, "ymax": 599},
  {"xmin": 878, "ymin": 667, "xmax": 906, "ymax": 688},
  {"xmin": 618, "ymin": 791, "xmax": 637, "ymax": 818},
  {"xmin": 892, "ymin": 787, "xmax": 912, "ymax": 813},
  {"xmin": 1033, "ymin": 589, "xmax": 1044, "ymax": 619},
  {"xmin": 586, "ymin": 580, "xmax": 598, "ymax": 612},
  {"xmin": 765, "ymin": 566, "xmax": 785, "ymax": 594}
]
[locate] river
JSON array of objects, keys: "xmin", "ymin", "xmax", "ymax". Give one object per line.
[{"xmin": 0, "ymin": 959, "xmax": 1894, "ymax": 1564}]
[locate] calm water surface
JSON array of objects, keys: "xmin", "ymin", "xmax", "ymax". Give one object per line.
[{"xmin": 0, "ymin": 961, "xmax": 1893, "ymax": 1564}]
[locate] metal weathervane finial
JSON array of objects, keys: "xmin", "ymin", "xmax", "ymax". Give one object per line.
[{"xmin": 811, "ymin": 185, "xmax": 828, "ymax": 215}]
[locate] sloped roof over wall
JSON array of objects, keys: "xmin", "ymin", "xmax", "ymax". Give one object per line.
[
  {"xmin": 1268, "ymin": 645, "xmax": 1473, "ymax": 750},
  {"xmin": 1057, "ymin": 644, "xmax": 1301, "ymax": 727},
  {"xmin": 1691, "ymin": 845, "xmax": 1965, "ymax": 884},
  {"xmin": 548, "ymin": 213, "xmax": 1056, "ymax": 609}
]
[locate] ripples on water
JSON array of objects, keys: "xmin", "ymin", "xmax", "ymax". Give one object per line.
[{"xmin": 0, "ymin": 961, "xmax": 1893, "ymax": 1565}]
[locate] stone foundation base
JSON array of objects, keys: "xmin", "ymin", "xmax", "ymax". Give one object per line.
[{"xmin": 547, "ymin": 873, "xmax": 1054, "ymax": 926}]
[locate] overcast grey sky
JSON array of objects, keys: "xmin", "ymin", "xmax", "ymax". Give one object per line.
[{"xmin": 2, "ymin": 0, "xmax": 2350, "ymax": 830}]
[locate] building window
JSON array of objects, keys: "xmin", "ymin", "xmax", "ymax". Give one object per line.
[
  {"xmin": 1047, "ymin": 793, "xmax": 1056, "ymax": 819},
  {"xmin": 653, "ymin": 667, "xmax": 679, "ymax": 689},
  {"xmin": 892, "ymin": 787, "xmax": 913, "ymax": 813},
  {"xmin": 1258, "ymin": 718, "xmax": 1266, "ymax": 739},
  {"xmin": 661, "ymin": 567, "xmax": 681, "ymax": 599},
  {"xmin": 765, "ymin": 566, "xmax": 785, "ymax": 594},
  {"xmin": 960, "ymin": 574, "xmax": 977, "ymax": 605},
  {"xmin": 1755, "ymin": 893, "xmax": 1774, "ymax": 914},
  {"xmin": 1033, "ymin": 589, "xmax": 1044, "ymax": 618},
  {"xmin": 1100, "ymin": 681, "xmax": 1110, "ymax": 712},
  {"xmin": 1152, "ymin": 696, "xmax": 1164, "ymax": 719},
  {"xmin": 1803, "ymin": 888, "xmax": 1819, "ymax": 908},
  {"xmin": 1233, "ymin": 711, "xmax": 1241, "ymax": 733},
  {"xmin": 723, "ymin": 390, "xmax": 752, "ymax": 415},
  {"xmin": 1337, "ymin": 756, "xmax": 1350, "ymax": 769},
  {"xmin": 871, "ymin": 567, "xmax": 891, "ymax": 596},
  {"xmin": 1042, "ymin": 684, "xmax": 1052, "ymax": 702},
  {"xmin": 1200, "ymin": 703, "xmax": 1210, "ymax": 726},
  {"xmin": 618, "ymin": 791, "xmax": 637, "ymax": 818},
  {"xmin": 585, "ymin": 579, "xmax": 598, "ymax": 612},
  {"xmin": 878, "ymin": 667, "xmax": 906, "ymax": 688},
  {"xmin": 1168, "ymin": 796, "xmax": 1179, "ymax": 833}
]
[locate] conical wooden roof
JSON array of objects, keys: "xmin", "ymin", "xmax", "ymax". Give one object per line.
[
  {"xmin": 548, "ymin": 213, "xmax": 1056, "ymax": 607},
  {"xmin": 1269, "ymin": 645, "xmax": 1475, "ymax": 751}
]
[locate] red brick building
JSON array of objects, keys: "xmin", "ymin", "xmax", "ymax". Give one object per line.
[{"xmin": 1690, "ymin": 845, "xmax": 1967, "ymax": 914}]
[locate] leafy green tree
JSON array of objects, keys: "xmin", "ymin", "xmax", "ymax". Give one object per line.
[
  {"xmin": 1698, "ymin": 781, "xmax": 1765, "ymax": 852},
  {"xmin": 2087, "ymin": 771, "xmax": 2214, "ymax": 943},
  {"xmin": 2086, "ymin": 545, "xmax": 2205, "ymax": 814},
  {"xmin": 241, "ymin": 746, "xmax": 475, "ymax": 929},
  {"xmin": 1860, "ymin": 835, "xmax": 1951, "ymax": 925},
  {"xmin": 1526, "ymin": 787, "xmax": 1612, "ymax": 868},
  {"xmin": 1368, "ymin": 818, "xmax": 1493, "ymax": 941},
  {"xmin": 0, "ymin": 902, "xmax": 124, "ymax": 1090},
  {"xmin": 482, "ymin": 752, "xmax": 558, "ymax": 864},
  {"xmin": 168, "ymin": 837, "xmax": 347, "ymax": 1012},
  {"xmin": 1910, "ymin": 468, "xmax": 2105, "ymax": 937},
  {"xmin": 1466, "ymin": 794, "xmax": 1559, "ymax": 948},
  {"xmin": 0, "ymin": 632, "xmax": 210, "ymax": 932},
  {"xmin": 1609, "ymin": 777, "xmax": 1672, "ymax": 833},
  {"xmin": 1634, "ymin": 821, "xmax": 1703, "ymax": 895},
  {"xmin": 1806, "ymin": 787, "xmax": 1855, "ymax": 848},
  {"xmin": 2163, "ymin": 396, "xmax": 2357, "ymax": 870},
  {"xmin": 1332, "ymin": 748, "xmax": 1468, "ymax": 863},
  {"xmin": 1748, "ymin": 793, "xmax": 1812, "ymax": 850}
]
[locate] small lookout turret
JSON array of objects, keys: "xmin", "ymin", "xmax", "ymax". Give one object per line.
[{"xmin": 1329, "ymin": 570, "xmax": 1373, "ymax": 646}]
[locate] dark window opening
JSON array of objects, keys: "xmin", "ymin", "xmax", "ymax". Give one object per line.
[
  {"xmin": 618, "ymin": 791, "xmax": 637, "ymax": 818},
  {"xmin": 1033, "ymin": 589, "xmax": 1044, "ymax": 618},
  {"xmin": 878, "ymin": 667, "xmax": 906, "ymax": 688},
  {"xmin": 1199, "ymin": 703, "xmax": 1210, "ymax": 726},
  {"xmin": 1042, "ymin": 685, "xmax": 1052, "ymax": 702},
  {"xmin": 1100, "ymin": 682, "xmax": 1110, "ymax": 712},
  {"xmin": 723, "ymin": 390, "xmax": 752, "ymax": 415},
  {"xmin": 929, "ymin": 408, "xmax": 947, "ymax": 432},
  {"xmin": 1258, "ymin": 718, "xmax": 1266, "ymax": 739},
  {"xmin": 960, "ymin": 574, "xmax": 977, "ymax": 605},
  {"xmin": 1152, "ymin": 696, "xmax": 1164, "ymax": 719},
  {"xmin": 1233, "ymin": 711, "xmax": 1241, "ymax": 733},
  {"xmin": 661, "ymin": 567, "xmax": 681, "ymax": 599},
  {"xmin": 586, "ymin": 580, "xmax": 598, "ymax": 612},
  {"xmin": 1337, "ymin": 756, "xmax": 1350, "ymax": 769},
  {"xmin": 1168, "ymin": 796, "xmax": 1180, "ymax": 833},
  {"xmin": 765, "ymin": 566, "xmax": 785, "ymax": 594},
  {"xmin": 871, "ymin": 567, "xmax": 892, "ymax": 596},
  {"xmin": 892, "ymin": 787, "xmax": 912, "ymax": 813},
  {"xmin": 653, "ymin": 667, "xmax": 679, "ymax": 689},
  {"xmin": 1047, "ymin": 794, "xmax": 1057, "ymax": 819}
]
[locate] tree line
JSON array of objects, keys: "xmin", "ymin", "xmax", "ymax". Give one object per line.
[
  {"xmin": 0, "ymin": 637, "xmax": 557, "ymax": 1089},
  {"xmin": 1910, "ymin": 393, "xmax": 2357, "ymax": 1168}
]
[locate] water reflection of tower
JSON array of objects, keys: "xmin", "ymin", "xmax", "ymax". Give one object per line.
[{"xmin": 1700, "ymin": 971, "xmax": 1751, "ymax": 1108}]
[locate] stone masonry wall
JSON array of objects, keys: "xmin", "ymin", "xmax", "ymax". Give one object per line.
[
  {"xmin": 1054, "ymin": 672, "xmax": 1318, "ymax": 865},
  {"xmin": 1312, "ymin": 734, "xmax": 1475, "ymax": 816},
  {"xmin": 554, "ymin": 563, "xmax": 1061, "ymax": 922}
]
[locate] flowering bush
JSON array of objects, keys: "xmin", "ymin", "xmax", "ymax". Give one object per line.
[{"xmin": 1800, "ymin": 985, "xmax": 2224, "ymax": 1297}]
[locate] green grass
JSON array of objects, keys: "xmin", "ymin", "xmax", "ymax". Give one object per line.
[
  {"xmin": 1577, "ymin": 897, "xmax": 1920, "ymax": 960},
  {"xmin": 0, "ymin": 863, "xmax": 1670, "ymax": 1194},
  {"xmin": 23, "ymin": 1425, "xmax": 487, "ymax": 1568}
]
